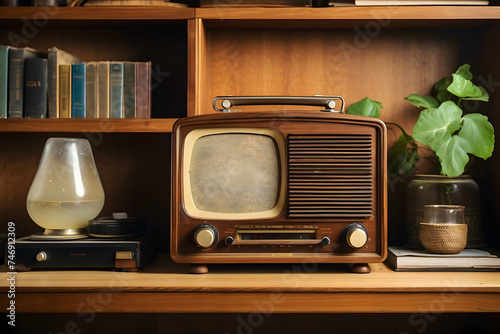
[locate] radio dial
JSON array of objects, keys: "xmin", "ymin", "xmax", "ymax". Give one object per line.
[
  {"xmin": 342, "ymin": 223, "xmax": 368, "ymax": 249},
  {"xmin": 194, "ymin": 224, "xmax": 218, "ymax": 249}
]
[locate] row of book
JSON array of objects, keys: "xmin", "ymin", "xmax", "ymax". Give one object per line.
[
  {"xmin": 60, "ymin": 60, "xmax": 152, "ymax": 118},
  {"xmin": 0, "ymin": 45, "xmax": 152, "ymax": 119}
]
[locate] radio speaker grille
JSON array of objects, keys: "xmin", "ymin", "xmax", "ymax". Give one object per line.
[{"xmin": 288, "ymin": 134, "xmax": 373, "ymax": 218}]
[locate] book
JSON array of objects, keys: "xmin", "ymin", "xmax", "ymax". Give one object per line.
[
  {"xmin": 85, "ymin": 62, "xmax": 98, "ymax": 118},
  {"xmin": 123, "ymin": 61, "xmax": 136, "ymax": 118},
  {"xmin": 23, "ymin": 57, "xmax": 47, "ymax": 118},
  {"xmin": 8, "ymin": 47, "xmax": 45, "ymax": 118},
  {"xmin": 135, "ymin": 61, "xmax": 151, "ymax": 119},
  {"xmin": 47, "ymin": 47, "xmax": 80, "ymax": 118},
  {"xmin": 97, "ymin": 61, "xmax": 110, "ymax": 118},
  {"xmin": 354, "ymin": 0, "xmax": 488, "ymax": 4},
  {"xmin": 109, "ymin": 62, "xmax": 123, "ymax": 118},
  {"xmin": 71, "ymin": 63, "xmax": 86, "ymax": 118},
  {"xmin": 386, "ymin": 246, "xmax": 500, "ymax": 271},
  {"xmin": 59, "ymin": 64, "xmax": 71, "ymax": 118},
  {"xmin": 0, "ymin": 45, "xmax": 12, "ymax": 119}
]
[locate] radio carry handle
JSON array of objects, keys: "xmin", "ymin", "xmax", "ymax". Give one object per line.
[{"xmin": 212, "ymin": 95, "xmax": 345, "ymax": 113}]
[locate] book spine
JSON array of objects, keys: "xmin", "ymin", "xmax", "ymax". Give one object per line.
[
  {"xmin": 47, "ymin": 47, "xmax": 58, "ymax": 118},
  {"xmin": 97, "ymin": 61, "xmax": 109, "ymax": 118},
  {"xmin": 23, "ymin": 58, "xmax": 47, "ymax": 118},
  {"xmin": 85, "ymin": 62, "xmax": 98, "ymax": 118},
  {"xmin": 123, "ymin": 62, "xmax": 136, "ymax": 118},
  {"xmin": 109, "ymin": 62, "xmax": 123, "ymax": 118},
  {"xmin": 147, "ymin": 61, "xmax": 151, "ymax": 118},
  {"xmin": 135, "ymin": 61, "xmax": 151, "ymax": 119},
  {"xmin": 8, "ymin": 48, "xmax": 25, "ymax": 118},
  {"xmin": 0, "ymin": 46, "xmax": 10, "ymax": 119},
  {"xmin": 59, "ymin": 64, "xmax": 71, "ymax": 118},
  {"xmin": 71, "ymin": 63, "xmax": 86, "ymax": 118}
]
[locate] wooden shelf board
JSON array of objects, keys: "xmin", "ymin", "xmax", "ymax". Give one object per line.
[
  {"xmin": 0, "ymin": 6, "xmax": 195, "ymax": 21},
  {"xmin": 1, "ymin": 255, "xmax": 499, "ymax": 313},
  {"xmin": 12, "ymin": 291, "xmax": 500, "ymax": 314},
  {"xmin": 197, "ymin": 6, "xmax": 500, "ymax": 29},
  {"xmin": 197, "ymin": 6, "xmax": 500, "ymax": 20},
  {"xmin": 0, "ymin": 118, "xmax": 177, "ymax": 133},
  {"xmin": 3, "ymin": 254, "xmax": 499, "ymax": 293}
]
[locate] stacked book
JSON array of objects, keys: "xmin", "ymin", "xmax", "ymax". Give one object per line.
[
  {"xmin": 328, "ymin": 0, "xmax": 488, "ymax": 4},
  {"xmin": 0, "ymin": 45, "xmax": 152, "ymax": 119},
  {"xmin": 386, "ymin": 246, "xmax": 500, "ymax": 271},
  {"xmin": 352, "ymin": 0, "xmax": 488, "ymax": 4},
  {"xmin": 0, "ymin": 46, "xmax": 47, "ymax": 119}
]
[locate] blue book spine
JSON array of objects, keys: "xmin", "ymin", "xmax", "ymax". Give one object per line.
[
  {"xmin": 71, "ymin": 63, "xmax": 86, "ymax": 118},
  {"xmin": 0, "ymin": 46, "xmax": 10, "ymax": 118},
  {"xmin": 109, "ymin": 62, "xmax": 123, "ymax": 118}
]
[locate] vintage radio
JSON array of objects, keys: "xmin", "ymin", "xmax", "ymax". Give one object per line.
[{"xmin": 171, "ymin": 96, "xmax": 387, "ymax": 273}]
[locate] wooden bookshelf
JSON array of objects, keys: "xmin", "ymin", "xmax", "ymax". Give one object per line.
[{"xmin": 0, "ymin": 5, "xmax": 499, "ymax": 332}]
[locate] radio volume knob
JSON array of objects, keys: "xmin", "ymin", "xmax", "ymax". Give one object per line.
[
  {"xmin": 36, "ymin": 251, "xmax": 47, "ymax": 262},
  {"xmin": 194, "ymin": 224, "xmax": 218, "ymax": 249},
  {"xmin": 341, "ymin": 223, "xmax": 368, "ymax": 249}
]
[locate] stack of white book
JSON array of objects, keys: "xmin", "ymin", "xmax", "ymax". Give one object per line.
[
  {"xmin": 332, "ymin": 0, "xmax": 489, "ymax": 5},
  {"xmin": 387, "ymin": 246, "xmax": 500, "ymax": 271}
]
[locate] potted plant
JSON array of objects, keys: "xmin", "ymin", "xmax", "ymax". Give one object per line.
[{"xmin": 347, "ymin": 64, "xmax": 495, "ymax": 248}]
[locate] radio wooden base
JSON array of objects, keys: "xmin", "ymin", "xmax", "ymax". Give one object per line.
[{"xmin": 189, "ymin": 263, "xmax": 373, "ymax": 274}]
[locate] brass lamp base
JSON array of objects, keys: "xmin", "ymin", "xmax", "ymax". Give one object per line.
[{"xmin": 31, "ymin": 228, "xmax": 88, "ymax": 240}]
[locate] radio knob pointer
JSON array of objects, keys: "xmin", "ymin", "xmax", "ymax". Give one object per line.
[
  {"xmin": 341, "ymin": 223, "xmax": 368, "ymax": 249},
  {"xmin": 225, "ymin": 236, "xmax": 234, "ymax": 245},
  {"xmin": 194, "ymin": 224, "xmax": 219, "ymax": 249},
  {"xmin": 320, "ymin": 237, "xmax": 330, "ymax": 246}
]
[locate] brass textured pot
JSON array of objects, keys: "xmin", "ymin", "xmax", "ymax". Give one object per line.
[{"xmin": 405, "ymin": 174, "xmax": 485, "ymax": 249}]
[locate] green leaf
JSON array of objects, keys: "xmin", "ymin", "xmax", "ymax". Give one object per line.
[
  {"xmin": 458, "ymin": 113, "xmax": 495, "ymax": 159},
  {"xmin": 447, "ymin": 73, "xmax": 483, "ymax": 98},
  {"xmin": 346, "ymin": 97, "xmax": 382, "ymax": 118},
  {"xmin": 412, "ymin": 101, "xmax": 462, "ymax": 150},
  {"xmin": 432, "ymin": 77, "xmax": 453, "ymax": 103},
  {"xmin": 388, "ymin": 132, "xmax": 418, "ymax": 176},
  {"xmin": 405, "ymin": 94, "xmax": 439, "ymax": 109},
  {"xmin": 454, "ymin": 63, "xmax": 473, "ymax": 81},
  {"xmin": 435, "ymin": 136, "xmax": 470, "ymax": 177},
  {"xmin": 463, "ymin": 86, "xmax": 489, "ymax": 102}
]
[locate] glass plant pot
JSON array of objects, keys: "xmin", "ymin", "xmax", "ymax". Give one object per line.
[
  {"xmin": 406, "ymin": 174, "xmax": 485, "ymax": 249},
  {"xmin": 26, "ymin": 138, "xmax": 105, "ymax": 239}
]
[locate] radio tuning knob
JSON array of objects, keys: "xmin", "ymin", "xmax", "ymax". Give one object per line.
[
  {"xmin": 194, "ymin": 224, "xmax": 218, "ymax": 249},
  {"xmin": 341, "ymin": 223, "xmax": 368, "ymax": 249}
]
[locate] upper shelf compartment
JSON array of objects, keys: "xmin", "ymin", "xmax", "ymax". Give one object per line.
[{"xmin": 196, "ymin": 6, "xmax": 500, "ymax": 29}]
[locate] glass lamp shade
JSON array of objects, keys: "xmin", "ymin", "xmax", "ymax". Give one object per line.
[{"xmin": 27, "ymin": 138, "xmax": 105, "ymax": 237}]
